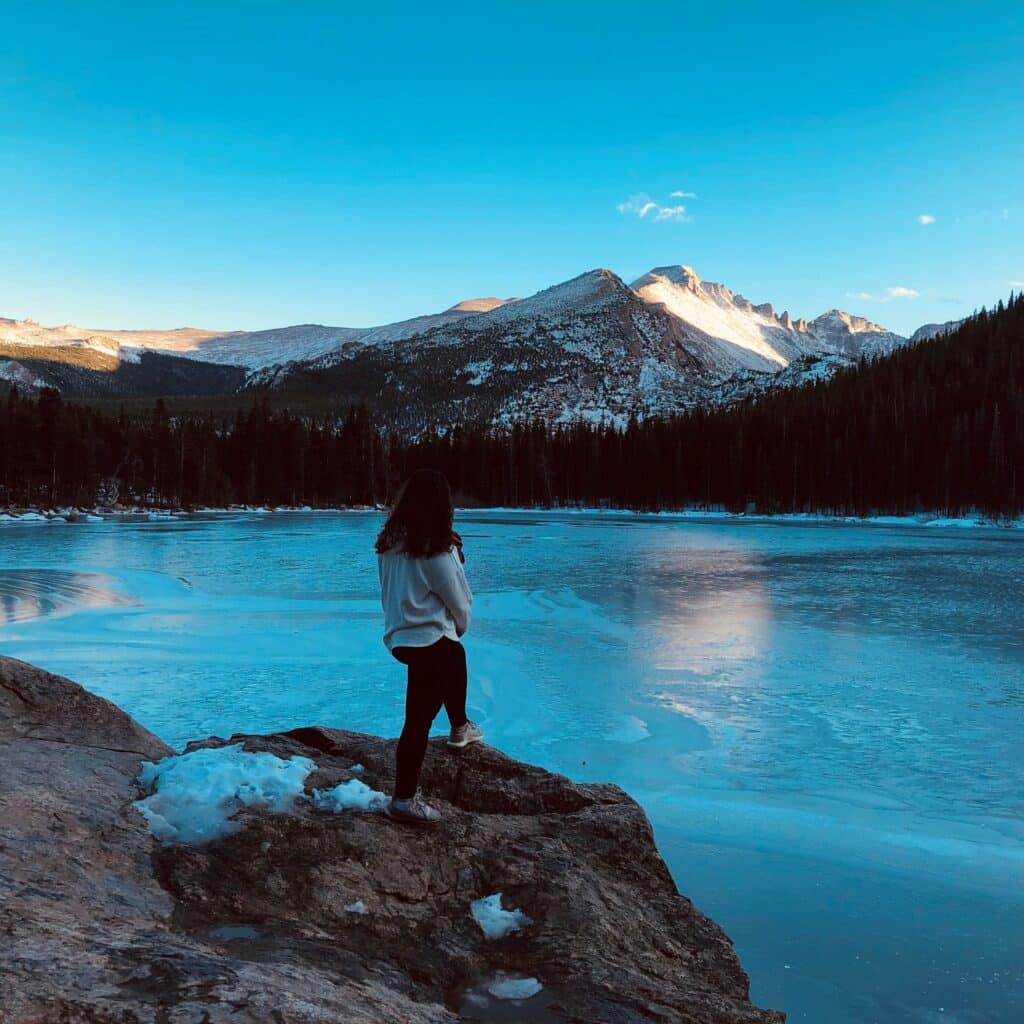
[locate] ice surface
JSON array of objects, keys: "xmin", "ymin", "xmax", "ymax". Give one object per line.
[
  {"xmin": 135, "ymin": 743, "xmax": 316, "ymax": 844},
  {"xmin": 607, "ymin": 714, "xmax": 650, "ymax": 742},
  {"xmin": 344, "ymin": 900, "xmax": 367, "ymax": 914},
  {"xmin": 470, "ymin": 893, "xmax": 532, "ymax": 938},
  {"xmin": 487, "ymin": 976, "xmax": 543, "ymax": 1000},
  {"xmin": 311, "ymin": 778, "xmax": 386, "ymax": 812},
  {"xmin": 2, "ymin": 510, "xmax": 1022, "ymax": 1023},
  {"xmin": 0, "ymin": 569, "xmax": 134, "ymax": 624}
]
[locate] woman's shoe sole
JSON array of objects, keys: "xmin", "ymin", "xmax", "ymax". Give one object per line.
[
  {"xmin": 446, "ymin": 734, "xmax": 484, "ymax": 750},
  {"xmin": 384, "ymin": 805, "xmax": 440, "ymax": 826}
]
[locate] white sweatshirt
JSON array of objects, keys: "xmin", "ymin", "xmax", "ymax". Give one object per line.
[{"xmin": 377, "ymin": 546, "xmax": 473, "ymax": 651}]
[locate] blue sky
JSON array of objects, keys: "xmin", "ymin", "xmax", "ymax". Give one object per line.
[{"xmin": 1, "ymin": 2, "xmax": 1021, "ymax": 336}]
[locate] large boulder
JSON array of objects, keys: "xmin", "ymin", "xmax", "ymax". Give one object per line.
[{"xmin": 0, "ymin": 656, "xmax": 785, "ymax": 1023}]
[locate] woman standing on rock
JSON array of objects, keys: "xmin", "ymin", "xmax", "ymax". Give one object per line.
[{"xmin": 375, "ymin": 468, "xmax": 483, "ymax": 824}]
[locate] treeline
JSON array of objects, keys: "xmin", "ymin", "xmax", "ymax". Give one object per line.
[
  {"xmin": 1, "ymin": 293, "xmax": 1021, "ymax": 516},
  {"xmin": 0, "ymin": 394, "xmax": 388, "ymax": 509}
]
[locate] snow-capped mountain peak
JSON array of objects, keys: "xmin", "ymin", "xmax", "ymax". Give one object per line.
[
  {"xmin": 628, "ymin": 266, "xmax": 909, "ymax": 373},
  {"xmin": 446, "ymin": 297, "xmax": 515, "ymax": 313},
  {"xmin": 470, "ymin": 269, "xmax": 632, "ymax": 328},
  {"xmin": 630, "ymin": 266, "xmax": 808, "ymax": 372},
  {"xmin": 636, "ymin": 264, "xmax": 703, "ymax": 289}
]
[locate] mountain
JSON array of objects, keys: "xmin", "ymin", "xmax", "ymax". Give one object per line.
[
  {"xmin": 266, "ymin": 269, "xmax": 711, "ymax": 429},
  {"xmin": 909, "ymin": 318, "xmax": 966, "ymax": 343},
  {"xmin": 266, "ymin": 265, "xmax": 911, "ymax": 428},
  {"xmin": 1, "ymin": 266, "xmax": 924, "ymax": 424}
]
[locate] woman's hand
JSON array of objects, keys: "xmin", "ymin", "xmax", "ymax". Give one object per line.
[{"xmin": 451, "ymin": 529, "xmax": 465, "ymax": 564}]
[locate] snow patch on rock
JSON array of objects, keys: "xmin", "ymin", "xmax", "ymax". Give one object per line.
[
  {"xmin": 470, "ymin": 892, "xmax": 532, "ymax": 938},
  {"xmin": 310, "ymin": 777, "xmax": 387, "ymax": 812},
  {"xmin": 135, "ymin": 743, "xmax": 316, "ymax": 845},
  {"xmin": 487, "ymin": 976, "xmax": 544, "ymax": 1000}
]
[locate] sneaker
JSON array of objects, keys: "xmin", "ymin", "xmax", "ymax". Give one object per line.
[
  {"xmin": 447, "ymin": 719, "xmax": 484, "ymax": 750},
  {"xmin": 385, "ymin": 794, "xmax": 442, "ymax": 825}
]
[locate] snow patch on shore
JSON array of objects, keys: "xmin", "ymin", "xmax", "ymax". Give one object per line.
[{"xmin": 135, "ymin": 744, "xmax": 316, "ymax": 844}]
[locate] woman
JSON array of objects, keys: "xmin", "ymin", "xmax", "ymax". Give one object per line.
[{"xmin": 375, "ymin": 468, "xmax": 483, "ymax": 824}]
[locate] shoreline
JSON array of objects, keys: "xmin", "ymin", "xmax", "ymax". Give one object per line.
[{"xmin": 1, "ymin": 503, "xmax": 1022, "ymax": 530}]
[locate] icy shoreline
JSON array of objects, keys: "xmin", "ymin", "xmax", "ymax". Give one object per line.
[
  {"xmin": 479, "ymin": 506, "xmax": 1024, "ymax": 529},
  {"xmin": 1, "ymin": 502, "xmax": 1021, "ymax": 530}
]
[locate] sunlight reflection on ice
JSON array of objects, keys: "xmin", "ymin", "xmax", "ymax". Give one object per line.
[{"xmin": 0, "ymin": 569, "xmax": 136, "ymax": 624}]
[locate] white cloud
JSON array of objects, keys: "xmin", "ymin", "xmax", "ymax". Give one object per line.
[
  {"xmin": 851, "ymin": 287, "xmax": 919, "ymax": 303},
  {"xmin": 917, "ymin": 213, "xmax": 935, "ymax": 225},
  {"xmin": 1010, "ymin": 280, "xmax": 1024, "ymax": 288},
  {"xmin": 1002, "ymin": 208, "xmax": 1010, "ymax": 220},
  {"xmin": 617, "ymin": 193, "xmax": 691, "ymax": 223},
  {"xmin": 653, "ymin": 205, "xmax": 689, "ymax": 222},
  {"xmin": 670, "ymin": 189, "xmax": 697, "ymax": 198},
  {"xmin": 617, "ymin": 194, "xmax": 653, "ymax": 216}
]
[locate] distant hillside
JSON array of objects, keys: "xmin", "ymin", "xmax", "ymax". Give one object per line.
[
  {"xmin": 909, "ymin": 318, "xmax": 967, "ymax": 343},
  {"xmin": 0, "ymin": 296, "xmax": 1019, "ymax": 516},
  {"xmin": 0, "ymin": 345, "xmax": 244, "ymax": 399}
]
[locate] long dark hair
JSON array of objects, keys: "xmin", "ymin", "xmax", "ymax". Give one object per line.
[{"xmin": 375, "ymin": 469, "xmax": 454, "ymax": 558}]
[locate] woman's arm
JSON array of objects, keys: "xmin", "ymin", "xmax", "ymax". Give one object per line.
[{"xmin": 423, "ymin": 549, "xmax": 473, "ymax": 636}]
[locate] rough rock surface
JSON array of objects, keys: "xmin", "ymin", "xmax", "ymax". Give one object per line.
[{"xmin": 0, "ymin": 655, "xmax": 785, "ymax": 1023}]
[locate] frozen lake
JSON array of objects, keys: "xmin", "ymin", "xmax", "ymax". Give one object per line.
[{"xmin": 1, "ymin": 510, "xmax": 1021, "ymax": 1023}]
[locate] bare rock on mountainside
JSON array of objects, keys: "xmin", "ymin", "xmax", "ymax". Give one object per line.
[{"xmin": 0, "ymin": 655, "xmax": 785, "ymax": 1024}]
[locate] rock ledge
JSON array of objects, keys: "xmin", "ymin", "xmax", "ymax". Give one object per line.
[{"xmin": 0, "ymin": 656, "xmax": 784, "ymax": 1023}]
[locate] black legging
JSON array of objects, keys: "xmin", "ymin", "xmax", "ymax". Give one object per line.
[{"xmin": 392, "ymin": 636, "xmax": 468, "ymax": 800}]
